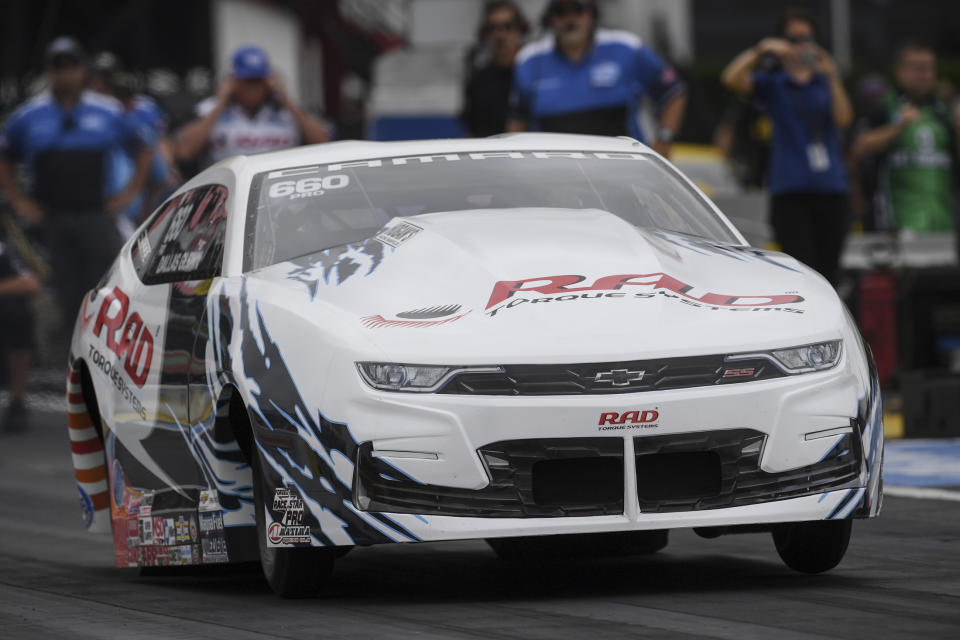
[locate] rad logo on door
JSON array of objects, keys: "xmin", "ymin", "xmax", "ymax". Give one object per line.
[
  {"xmin": 267, "ymin": 488, "xmax": 311, "ymax": 546},
  {"xmin": 598, "ymin": 409, "xmax": 659, "ymax": 431},
  {"xmin": 90, "ymin": 286, "xmax": 154, "ymax": 387}
]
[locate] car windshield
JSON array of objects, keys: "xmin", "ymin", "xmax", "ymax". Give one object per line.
[{"xmin": 244, "ymin": 150, "xmax": 740, "ymax": 271}]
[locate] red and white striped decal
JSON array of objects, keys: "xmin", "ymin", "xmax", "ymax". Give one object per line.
[
  {"xmin": 66, "ymin": 363, "xmax": 111, "ymax": 533},
  {"xmin": 360, "ymin": 311, "xmax": 470, "ymax": 329}
]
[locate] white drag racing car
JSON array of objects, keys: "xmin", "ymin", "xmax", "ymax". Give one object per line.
[{"xmin": 66, "ymin": 134, "xmax": 882, "ymax": 597}]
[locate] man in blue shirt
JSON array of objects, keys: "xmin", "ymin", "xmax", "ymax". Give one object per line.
[
  {"xmin": 721, "ymin": 8, "xmax": 853, "ymax": 285},
  {"xmin": 507, "ymin": 0, "xmax": 686, "ymax": 158},
  {"xmin": 0, "ymin": 37, "xmax": 152, "ymax": 337}
]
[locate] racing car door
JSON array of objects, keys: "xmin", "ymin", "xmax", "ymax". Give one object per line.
[{"xmin": 112, "ymin": 185, "xmax": 228, "ymax": 496}]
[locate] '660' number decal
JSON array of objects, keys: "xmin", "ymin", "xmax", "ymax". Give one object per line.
[{"xmin": 268, "ymin": 175, "xmax": 350, "ymax": 200}]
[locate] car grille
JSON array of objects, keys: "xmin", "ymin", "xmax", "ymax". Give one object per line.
[
  {"xmin": 437, "ymin": 355, "xmax": 783, "ymax": 395},
  {"xmin": 356, "ymin": 438, "xmax": 624, "ymax": 518},
  {"xmin": 633, "ymin": 428, "xmax": 862, "ymax": 513},
  {"xmin": 355, "ymin": 429, "xmax": 861, "ymax": 518}
]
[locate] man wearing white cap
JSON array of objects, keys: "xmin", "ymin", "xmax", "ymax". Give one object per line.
[{"xmin": 175, "ymin": 45, "xmax": 329, "ymax": 169}]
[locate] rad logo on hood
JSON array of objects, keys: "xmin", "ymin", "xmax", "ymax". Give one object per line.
[{"xmin": 486, "ymin": 274, "xmax": 804, "ymax": 316}]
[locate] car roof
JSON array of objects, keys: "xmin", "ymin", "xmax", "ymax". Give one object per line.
[{"xmin": 206, "ymin": 133, "xmax": 653, "ymax": 179}]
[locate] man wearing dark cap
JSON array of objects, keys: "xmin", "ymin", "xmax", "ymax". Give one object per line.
[
  {"xmin": 508, "ymin": 0, "xmax": 686, "ymax": 158},
  {"xmin": 175, "ymin": 45, "xmax": 329, "ymax": 169},
  {"xmin": 0, "ymin": 37, "xmax": 152, "ymax": 339}
]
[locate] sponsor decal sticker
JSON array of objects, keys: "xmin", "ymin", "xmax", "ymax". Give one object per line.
[
  {"xmin": 90, "ymin": 286, "xmax": 154, "ymax": 387},
  {"xmin": 362, "ymin": 304, "xmax": 470, "ymax": 328},
  {"xmin": 375, "ymin": 220, "xmax": 423, "ymax": 248},
  {"xmin": 486, "ymin": 274, "xmax": 805, "ymax": 316},
  {"xmin": 268, "ymin": 487, "xmax": 311, "ymax": 545},
  {"xmin": 78, "ymin": 486, "xmax": 94, "ymax": 529},
  {"xmin": 598, "ymin": 409, "xmax": 660, "ymax": 431}
]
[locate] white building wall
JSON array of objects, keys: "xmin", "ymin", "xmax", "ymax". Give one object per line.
[{"xmin": 212, "ymin": 0, "xmax": 302, "ymax": 101}]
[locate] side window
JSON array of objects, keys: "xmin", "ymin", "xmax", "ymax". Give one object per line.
[{"xmin": 131, "ymin": 185, "xmax": 229, "ymax": 284}]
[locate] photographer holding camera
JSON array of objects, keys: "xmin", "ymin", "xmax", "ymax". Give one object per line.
[
  {"xmin": 852, "ymin": 42, "xmax": 958, "ymax": 234},
  {"xmin": 722, "ymin": 7, "xmax": 853, "ymax": 286}
]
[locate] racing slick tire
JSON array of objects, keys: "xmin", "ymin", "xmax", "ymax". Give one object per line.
[
  {"xmin": 253, "ymin": 450, "xmax": 334, "ymax": 598},
  {"xmin": 772, "ymin": 520, "xmax": 852, "ymax": 574},
  {"xmin": 487, "ymin": 530, "xmax": 669, "ymax": 562}
]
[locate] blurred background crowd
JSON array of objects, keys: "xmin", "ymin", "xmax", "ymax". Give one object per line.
[{"xmin": 1, "ymin": 0, "xmax": 960, "ymax": 437}]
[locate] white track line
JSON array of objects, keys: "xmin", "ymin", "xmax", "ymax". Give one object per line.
[{"xmin": 885, "ymin": 486, "xmax": 960, "ymax": 502}]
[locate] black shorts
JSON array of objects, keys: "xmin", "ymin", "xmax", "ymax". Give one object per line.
[{"xmin": 770, "ymin": 192, "xmax": 850, "ymax": 286}]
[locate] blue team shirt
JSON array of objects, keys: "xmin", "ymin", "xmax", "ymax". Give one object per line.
[
  {"xmin": 512, "ymin": 29, "xmax": 685, "ymax": 141},
  {"xmin": 751, "ymin": 70, "xmax": 847, "ymax": 195},
  {"xmin": 0, "ymin": 90, "xmax": 151, "ymax": 202},
  {"xmin": 112, "ymin": 95, "xmax": 171, "ymax": 221}
]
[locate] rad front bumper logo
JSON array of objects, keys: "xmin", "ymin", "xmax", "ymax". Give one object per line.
[
  {"xmin": 598, "ymin": 409, "xmax": 659, "ymax": 431},
  {"xmin": 268, "ymin": 488, "xmax": 311, "ymax": 545}
]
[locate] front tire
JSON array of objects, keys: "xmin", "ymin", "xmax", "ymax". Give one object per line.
[
  {"xmin": 772, "ymin": 520, "xmax": 852, "ymax": 574},
  {"xmin": 252, "ymin": 450, "xmax": 334, "ymax": 598}
]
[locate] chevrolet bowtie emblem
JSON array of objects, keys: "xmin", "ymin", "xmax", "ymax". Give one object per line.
[{"xmin": 594, "ymin": 369, "xmax": 645, "ymax": 386}]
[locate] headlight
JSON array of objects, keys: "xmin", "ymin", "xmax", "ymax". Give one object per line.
[
  {"xmin": 728, "ymin": 340, "xmax": 842, "ymax": 374},
  {"xmin": 771, "ymin": 341, "xmax": 843, "ymax": 372},
  {"xmin": 356, "ymin": 362, "xmax": 503, "ymax": 392}
]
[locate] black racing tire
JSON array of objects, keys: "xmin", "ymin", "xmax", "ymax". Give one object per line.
[
  {"xmin": 487, "ymin": 530, "xmax": 669, "ymax": 562},
  {"xmin": 252, "ymin": 450, "xmax": 334, "ymax": 598},
  {"xmin": 772, "ymin": 519, "xmax": 852, "ymax": 574}
]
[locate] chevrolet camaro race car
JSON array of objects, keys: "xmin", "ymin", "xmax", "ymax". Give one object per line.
[{"xmin": 66, "ymin": 133, "xmax": 882, "ymax": 597}]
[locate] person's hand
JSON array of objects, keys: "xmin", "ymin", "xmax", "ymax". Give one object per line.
[
  {"xmin": 106, "ymin": 190, "xmax": 136, "ymax": 216},
  {"xmin": 18, "ymin": 273, "xmax": 42, "ymax": 296},
  {"xmin": 268, "ymin": 74, "xmax": 293, "ymax": 110},
  {"xmin": 11, "ymin": 196, "xmax": 43, "ymax": 226},
  {"xmin": 215, "ymin": 76, "xmax": 236, "ymax": 108},
  {"xmin": 814, "ymin": 46, "xmax": 838, "ymax": 78},
  {"xmin": 652, "ymin": 140, "xmax": 672, "ymax": 159},
  {"xmin": 897, "ymin": 104, "xmax": 921, "ymax": 127},
  {"xmin": 756, "ymin": 38, "xmax": 792, "ymax": 59}
]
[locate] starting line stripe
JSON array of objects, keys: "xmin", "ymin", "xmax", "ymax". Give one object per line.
[{"xmin": 885, "ymin": 486, "xmax": 960, "ymax": 502}]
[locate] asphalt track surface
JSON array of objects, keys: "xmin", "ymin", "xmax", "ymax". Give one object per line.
[{"xmin": 2, "ymin": 409, "xmax": 959, "ymax": 640}]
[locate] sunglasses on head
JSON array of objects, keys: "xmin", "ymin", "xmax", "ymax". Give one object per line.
[
  {"xmin": 786, "ymin": 34, "xmax": 814, "ymax": 44},
  {"xmin": 550, "ymin": 1, "xmax": 590, "ymax": 17}
]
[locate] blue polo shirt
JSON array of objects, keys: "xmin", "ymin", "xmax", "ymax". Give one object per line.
[
  {"xmin": 511, "ymin": 29, "xmax": 685, "ymax": 141},
  {"xmin": 751, "ymin": 70, "xmax": 847, "ymax": 195},
  {"xmin": 0, "ymin": 90, "xmax": 151, "ymax": 211}
]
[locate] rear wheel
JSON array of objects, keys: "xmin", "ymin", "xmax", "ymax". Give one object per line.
[
  {"xmin": 252, "ymin": 451, "xmax": 334, "ymax": 598},
  {"xmin": 772, "ymin": 520, "xmax": 852, "ymax": 574},
  {"xmin": 488, "ymin": 530, "xmax": 669, "ymax": 562}
]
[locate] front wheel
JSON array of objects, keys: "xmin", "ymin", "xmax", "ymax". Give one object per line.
[
  {"xmin": 772, "ymin": 520, "xmax": 852, "ymax": 574},
  {"xmin": 253, "ymin": 450, "xmax": 334, "ymax": 598}
]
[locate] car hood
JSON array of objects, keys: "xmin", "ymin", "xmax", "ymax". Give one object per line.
[{"xmin": 248, "ymin": 208, "xmax": 844, "ymax": 363}]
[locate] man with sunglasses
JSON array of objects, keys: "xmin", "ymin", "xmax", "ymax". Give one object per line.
[
  {"xmin": 722, "ymin": 8, "xmax": 853, "ymax": 286},
  {"xmin": 175, "ymin": 46, "xmax": 329, "ymax": 172},
  {"xmin": 508, "ymin": 0, "xmax": 686, "ymax": 158},
  {"xmin": 0, "ymin": 37, "xmax": 153, "ymax": 338},
  {"xmin": 461, "ymin": 1, "xmax": 528, "ymax": 137}
]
